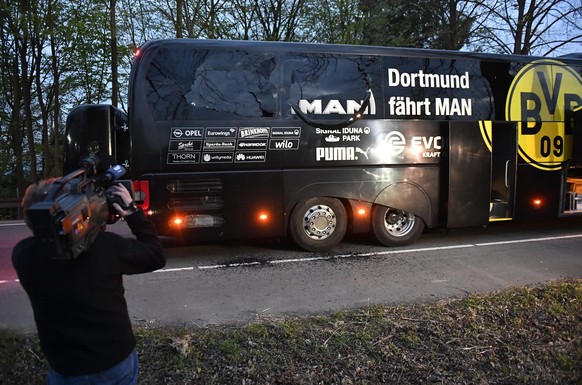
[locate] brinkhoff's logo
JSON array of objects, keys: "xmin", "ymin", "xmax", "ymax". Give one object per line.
[
  {"xmin": 293, "ymin": 91, "xmax": 377, "ymax": 115},
  {"xmin": 239, "ymin": 127, "xmax": 270, "ymax": 138}
]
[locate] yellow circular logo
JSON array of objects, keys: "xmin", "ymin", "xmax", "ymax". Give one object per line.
[{"xmin": 506, "ymin": 59, "xmax": 582, "ymax": 171}]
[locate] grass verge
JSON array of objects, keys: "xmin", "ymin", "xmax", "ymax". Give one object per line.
[{"xmin": 1, "ymin": 279, "xmax": 581, "ymax": 384}]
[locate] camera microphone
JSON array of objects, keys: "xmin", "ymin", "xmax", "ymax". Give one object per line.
[{"xmin": 104, "ymin": 165, "xmax": 126, "ymax": 184}]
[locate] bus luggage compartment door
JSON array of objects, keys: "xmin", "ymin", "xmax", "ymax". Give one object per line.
[{"xmin": 447, "ymin": 121, "xmax": 498, "ymax": 227}]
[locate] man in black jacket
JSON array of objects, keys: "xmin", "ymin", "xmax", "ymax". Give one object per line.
[{"xmin": 12, "ymin": 180, "xmax": 166, "ymax": 384}]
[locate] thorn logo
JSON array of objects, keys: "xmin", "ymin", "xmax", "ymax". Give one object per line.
[{"xmin": 384, "ymin": 131, "xmax": 406, "ymax": 155}]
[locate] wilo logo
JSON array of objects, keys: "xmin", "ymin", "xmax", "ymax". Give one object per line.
[{"xmin": 293, "ymin": 91, "xmax": 377, "ymax": 115}]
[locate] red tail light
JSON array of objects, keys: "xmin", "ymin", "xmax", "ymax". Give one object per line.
[{"xmin": 132, "ymin": 180, "xmax": 150, "ymax": 211}]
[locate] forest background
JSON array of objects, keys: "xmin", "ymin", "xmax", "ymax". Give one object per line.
[{"xmin": 1, "ymin": 0, "xmax": 581, "ymax": 203}]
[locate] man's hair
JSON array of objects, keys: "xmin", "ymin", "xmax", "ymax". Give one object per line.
[{"xmin": 22, "ymin": 178, "xmax": 60, "ymax": 229}]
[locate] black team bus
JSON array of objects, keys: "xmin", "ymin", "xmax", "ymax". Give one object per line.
[{"xmin": 64, "ymin": 39, "xmax": 582, "ymax": 251}]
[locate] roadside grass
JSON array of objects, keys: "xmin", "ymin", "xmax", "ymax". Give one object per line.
[{"xmin": 1, "ymin": 279, "xmax": 580, "ymax": 384}]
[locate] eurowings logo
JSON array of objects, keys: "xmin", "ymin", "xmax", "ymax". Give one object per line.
[{"xmin": 293, "ymin": 91, "xmax": 377, "ymax": 116}]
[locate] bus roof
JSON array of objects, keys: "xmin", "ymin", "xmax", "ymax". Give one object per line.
[{"xmin": 136, "ymin": 38, "xmax": 582, "ymax": 66}]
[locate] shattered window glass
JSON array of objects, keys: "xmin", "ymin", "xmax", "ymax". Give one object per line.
[
  {"xmin": 282, "ymin": 54, "xmax": 379, "ymax": 120},
  {"xmin": 146, "ymin": 48, "xmax": 277, "ymax": 120}
]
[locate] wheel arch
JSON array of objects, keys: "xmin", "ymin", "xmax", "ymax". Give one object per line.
[{"xmin": 374, "ymin": 182, "xmax": 433, "ymax": 227}]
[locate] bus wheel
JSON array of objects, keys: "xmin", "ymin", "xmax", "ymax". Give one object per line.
[
  {"xmin": 372, "ymin": 205, "xmax": 424, "ymax": 247},
  {"xmin": 290, "ymin": 197, "xmax": 347, "ymax": 251}
]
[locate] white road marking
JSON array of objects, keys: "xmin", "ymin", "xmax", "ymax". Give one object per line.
[
  {"xmin": 475, "ymin": 233, "xmax": 582, "ymax": 246},
  {"xmin": 4, "ymin": 233, "xmax": 582, "ymax": 284},
  {"xmin": 154, "ymin": 266, "xmax": 194, "ymax": 273},
  {"xmin": 186, "ymin": 233, "xmax": 582, "ymax": 271},
  {"xmin": 198, "ymin": 261, "xmax": 262, "ymax": 270}
]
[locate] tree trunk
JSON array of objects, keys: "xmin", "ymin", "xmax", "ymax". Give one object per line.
[{"xmin": 110, "ymin": 0, "xmax": 118, "ymax": 107}]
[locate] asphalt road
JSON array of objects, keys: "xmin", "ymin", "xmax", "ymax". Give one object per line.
[{"xmin": 1, "ymin": 217, "xmax": 581, "ymax": 332}]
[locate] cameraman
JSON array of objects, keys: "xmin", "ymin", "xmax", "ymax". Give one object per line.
[{"xmin": 12, "ymin": 180, "xmax": 166, "ymax": 385}]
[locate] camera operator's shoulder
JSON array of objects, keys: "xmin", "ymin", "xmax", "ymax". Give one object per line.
[
  {"xmin": 12, "ymin": 236, "xmax": 38, "ymax": 254},
  {"xmin": 12, "ymin": 237, "xmax": 32, "ymax": 259},
  {"xmin": 12, "ymin": 237, "xmax": 44, "ymax": 267}
]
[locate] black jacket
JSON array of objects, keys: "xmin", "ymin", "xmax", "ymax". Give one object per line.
[{"xmin": 12, "ymin": 210, "xmax": 166, "ymax": 375}]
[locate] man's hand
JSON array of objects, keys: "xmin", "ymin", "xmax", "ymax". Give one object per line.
[{"xmin": 107, "ymin": 184, "xmax": 138, "ymax": 218}]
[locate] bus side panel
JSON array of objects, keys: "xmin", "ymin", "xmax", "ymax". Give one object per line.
[
  {"xmin": 514, "ymin": 166, "xmax": 562, "ymax": 219},
  {"xmin": 569, "ymin": 108, "xmax": 582, "ymax": 168},
  {"xmin": 447, "ymin": 121, "xmax": 491, "ymax": 227},
  {"xmin": 283, "ymin": 166, "xmax": 440, "ymax": 230},
  {"xmin": 147, "ymin": 171, "xmax": 284, "ymax": 239}
]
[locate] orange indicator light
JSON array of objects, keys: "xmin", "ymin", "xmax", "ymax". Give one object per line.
[
  {"xmin": 171, "ymin": 216, "xmax": 184, "ymax": 227},
  {"xmin": 532, "ymin": 198, "xmax": 543, "ymax": 207},
  {"xmin": 357, "ymin": 208, "xmax": 367, "ymax": 216},
  {"xmin": 258, "ymin": 212, "xmax": 269, "ymax": 222}
]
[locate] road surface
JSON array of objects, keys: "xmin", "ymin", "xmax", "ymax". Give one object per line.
[{"xmin": 1, "ymin": 217, "xmax": 581, "ymax": 331}]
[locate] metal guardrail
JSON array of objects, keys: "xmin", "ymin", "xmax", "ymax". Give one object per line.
[
  {"xmin": 0, "ymin": 197, "xmax": 21, "ymax": 209},
  {"xmin": 0, "ymin": 197, "xmax": 22, "ymax": 219}
]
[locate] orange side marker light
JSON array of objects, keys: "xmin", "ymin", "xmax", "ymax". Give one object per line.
[{"xmin": 171, "ymin": 216, "xmax": 184, "ymax": 227}]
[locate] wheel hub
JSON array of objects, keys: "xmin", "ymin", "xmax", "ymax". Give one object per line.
[
  {"xmin": 387, "ymin": 211, "xmax": 401, "ymax": 224},
  {"xmin": 384, "ymin": 209, "xmax": 415, "ymax": 237},
  {"xmin": 303, "ymin": 205, "xmax": 336, "ymax": 240}
]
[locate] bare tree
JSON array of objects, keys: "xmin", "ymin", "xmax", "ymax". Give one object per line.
[
  {"xmin": 430, "ymin": 0, "xmax": 483, "ymax": 50},
  {"xmin": 109, "ymin": 0, "xmax": 119, "ymax": 107},
  {"xmin": 229, "ymin": 0, "xmax": 258, "ymax": 39},
  {"xmin": 156, "ymin": 0, "xmax": 231, "ymax": 39},
  {"xmin": 253, "ymin": 0, "xmax": 307, "ymax": 41},
  {"xmin": 358, "ymin": 0, "xmax": 477, "ymax": 49},
  {"xmin": 16, "ymin": 0, "xmax": 40, "ymax": 184},
  {"xmin": 301, "ymin": 0, "xmax": 364, "ymax": 44},
  {"xmin": 470, "ymin": 0, "xmax": 582, "ymax": 55}
]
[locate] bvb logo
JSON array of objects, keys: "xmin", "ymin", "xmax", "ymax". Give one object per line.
[{"xmin": 506, "ymin": 59, "xmax": 582, "ymax": 171}]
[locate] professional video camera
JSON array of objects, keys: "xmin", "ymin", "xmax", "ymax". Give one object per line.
[{"xmin": 25, "ymin": 155, "xmax": 134, "ymax": 260}]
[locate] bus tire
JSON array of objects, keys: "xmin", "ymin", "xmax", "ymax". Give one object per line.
[
  {"xmin": 290, "ymin": 197, "xmax": 347, "ymax": 251},
  {"xmin": 372, "ymin": 205, "xmax": 424, "ymax": 247}
]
